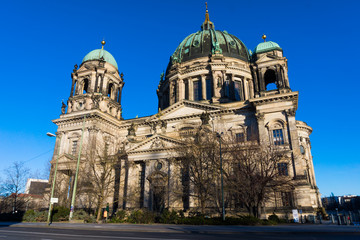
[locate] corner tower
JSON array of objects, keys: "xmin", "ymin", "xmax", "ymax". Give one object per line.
[
  {"xmin": 68, "ymin": 41, "xmax": 124, "ymax": 119},
  {"xmin": 251, "ymin": 35, "xmax": 290, "ymax": 96}
]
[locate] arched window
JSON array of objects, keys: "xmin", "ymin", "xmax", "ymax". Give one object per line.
[
  {"xmin": 108, "ymin": 83, "xmax": 114, "ymax": 99},
  {"xmin": 82, "ymin": 79, "xmax": 89, "ymax": 94},
  {"xmin": 264, "ymin": 69, "xmax": 277, "ymax": 91},
  {"xmin": 266, "ymin": 120, "xmax": 287, "ymax": 146}
]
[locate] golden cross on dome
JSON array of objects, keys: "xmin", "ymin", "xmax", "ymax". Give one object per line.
[
  {"xmin": 262, "ymin": 34, "xmax": 267, "ymax": 42},
  {"xmin": 205, "ymin": 2, "xmax": 208, "ymax": 11},
  {"xmin": 101, "ymin": 39, "xmax": 106, "ymax": 49}
]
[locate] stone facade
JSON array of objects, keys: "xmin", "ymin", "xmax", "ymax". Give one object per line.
[{"xmin": 49, "ymin": 9, "xmax": 321, "ymax": 218}]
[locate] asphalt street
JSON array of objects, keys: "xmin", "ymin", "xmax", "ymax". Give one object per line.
[{"xmin": 0, "ymin": 223, "xmax": 359, "ymax": 240}]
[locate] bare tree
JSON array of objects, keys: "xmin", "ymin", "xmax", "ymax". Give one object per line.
[
  {"xmin": 222, "ymin": 137, "xmax": 292, "ymax": 217},
  {"xmin": 0, "ymin": 161, "xmax": 30, "ymax": 213},
  {"xmin": 79, "ymin": 139, "xmax": 117, "ymax": 222},
  {"xmin": 174, "ymin": 127, "xmax": 221, "ymax": 215}
]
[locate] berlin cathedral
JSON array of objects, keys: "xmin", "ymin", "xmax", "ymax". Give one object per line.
[{"xmin": 49, "ymin": 6, "xmax": 321, "ymax": 219}]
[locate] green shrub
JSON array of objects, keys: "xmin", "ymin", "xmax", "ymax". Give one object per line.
[
  {"xmin": 109, "ymin": 210, "xmax": 127, "ymax": 223},
  {"xmin": 84, "ymin": 215, "xmax": 97, "ymax": 223},
  {"xmin": 127, "ymin": 210, "xmax": 155, "ymax": 224},
  {"xmin": 72, "ymin": 210, "xmax": 89, "ymax": 221},
  {"xmin": 261, "ymin": 219, "xmax": 277, "ymax": 225},
  {"xmin": 178, "ymin": 216, "xmax": 206, "ymax": 225},
  {"xmin": 268, "ymin": 214, "xmax": 280, "ymax": 223},
  {"xmin": 52, "ymin": 206, "xmax": 70, "ymax": 222},
  {"xmin": 237, "ymin": 215, "xmax": 261, "ymax": 225},
  {"xmin": 159, "ymin": 209, "xmax": 179, "ymax": 224},
  {"xmin": 23, "ymin": 210, "xmax": 47, "ymax": 222},
  {"xmin": 23, "ymin": 210, "xmax": 36, "ymax": 222}
]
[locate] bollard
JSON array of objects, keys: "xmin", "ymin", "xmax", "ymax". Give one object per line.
[{"xmin": 331, "ymin": 214, "xmax": 335, "ymax": 224}]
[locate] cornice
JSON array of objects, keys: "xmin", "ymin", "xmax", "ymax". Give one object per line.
[{"xmin": 249, "ymin": 91, "xmax": 298, "ymax": 109}]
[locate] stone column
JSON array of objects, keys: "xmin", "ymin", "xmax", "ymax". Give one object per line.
[
  {"xmin": 144, "ymin": 161, "xmax": 150, "ymax": 209},
  {"xmin": 99, "ymin": 75, "xmax": 104, "ymax": 94},
  {"xmin": 252, "ymin": 66, "xmax": 260, "ymax": 95},
  {"xmin": 248, "ymin": 79, "xmax": 254, "ymax": 99},
  {"xmin": 90, "ymin": 72, "xmax": 96, "ymax": 92},
  {"xmin": 244, "ymin": 78, "xmax": 249, "ymax": 100},
  {"xmin": 70, "ymin": 75, "xmax": 77, "ymax": 97},
  {"xmin": 189, "ymin": 78, "xmax": 194, "ymax": 101},
  {"xmin": 178, "ymin": 79, "xmax": 185, "ymax": 101},
  {"xmin": 275, "ymin": 65, "xmax": 283, "ymax": 89},
  {"xmin": 169, "ymin": 81, "xmax": 174, "ymax": 105},
  {"xmin": 201, "ymin": 75, "xmax": 206, "ymax": 100},
  {"xmin": 255, "ymin": 112, "xmax": 268, "ymax": 144},
  {"xmin": 285, "ymin": 108, "xmax": 304, "ymax": 178}
]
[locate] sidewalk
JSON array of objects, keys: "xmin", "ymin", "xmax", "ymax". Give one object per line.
[{"xmin": 1, "ymin": 222, "xmax": 360, "ymax": 234}]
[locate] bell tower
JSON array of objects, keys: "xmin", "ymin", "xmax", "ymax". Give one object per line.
[
  {"xmin": 252, "ymin": 35, "xmax": 290, "ymax": 97},
  {"xmin": 67, "ymin": 40, "xmax": 124, "ymax": 120}
]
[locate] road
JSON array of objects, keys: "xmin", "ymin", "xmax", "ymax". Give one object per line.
[{"xmin": 0, "ymin": 223, "xmax": 359, "ymax": 240}]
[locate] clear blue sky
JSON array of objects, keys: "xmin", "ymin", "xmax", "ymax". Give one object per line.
[{"xmin": 0, "ymin": 0, "xmax": 359, "ymax": 197}]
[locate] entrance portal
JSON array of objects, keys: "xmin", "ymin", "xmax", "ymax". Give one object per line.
[{"xmin": 148, "ymin": 171, "xmax": 167, "ymax": 212}]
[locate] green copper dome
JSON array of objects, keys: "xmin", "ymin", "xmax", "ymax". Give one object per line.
[
  {"xmin": 170, "ymin": 29, "xmax": 250, "ymax": 64},
  {"xmin": 82, "ymin": 49, "xmax": 118, "ymax": 69},
  {"xmin": 254, "ymin": 41, "xmax": 282, "ymax": 54}
]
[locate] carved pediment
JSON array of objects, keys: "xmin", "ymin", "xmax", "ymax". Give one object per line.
[
  {"xmin": 147, "ymin": 100, "xmax": 223, "ymax": 122},
  {"xmin": 126, "ymin": 134, "xmax": 183, "ymax": 154}
]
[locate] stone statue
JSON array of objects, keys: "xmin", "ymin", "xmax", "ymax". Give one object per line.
[
  {"xmin": 128, "ymin": 123, "xmax": 136, "ymax": 136},
  {"xmin": 217, "ymin": 77, "xmax": 222, "ymax": 88},
  {"xmin": 61, "ymin": 101, "xmax": 66, "ymax": 114},
  {"xmin": 200, "ymin": 111, "xmax": 210, "ymax": 125}
]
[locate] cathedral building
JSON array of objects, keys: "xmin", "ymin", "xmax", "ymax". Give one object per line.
[{"xmin": 49, "ymin": 7, "xmax": 321, "ymax": 218}]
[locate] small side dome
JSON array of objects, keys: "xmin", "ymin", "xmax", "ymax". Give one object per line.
[
  {"xmin": 254, "ymin": 41, "xmax": 282, "ymax": 54},
  {"xmin": 82, "ymin": 49, "xmax": 118, "ymax": 69}
]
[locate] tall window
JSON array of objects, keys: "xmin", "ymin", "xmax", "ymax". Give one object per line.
[
  {"xmin": 193, "ymin": 80, "xmax": 202, "ymax": 101},
  {"xmin": 235, "ymin": 132, "xmax": 245, "ymax": 142},
  {"xmin": 273, "ymin": 129, "xmax": 284, "ymax": 145},
  {"xmin": 108, "ymin": 83, "xmax": 114, "ymax": 99},
  {"xmin": 82, "ymin": 79, "xmax": 89, "ymax": 94},
  {"xmin": 71, "ymin": 140, "xmax": 78, "ymax": 155},
  {"xmin": 224, "ymin": 80, "xmax": 230, "ymax": 98},
  {"xmin": 281, "ymin": 192, "xmax": 293, "ymax": 207},
  {"xmin": 206, "ymin": 79, "xmax": 212, "ymax": 100},
  {"xmin": 234, "ymin": 81, "xmax": 241, "ymax": 101},
  {"xmin": 185, "ymin": 81, "xmax": 189, "ymax": 100},
  {"xmin": 278, "ymin": 163, "xmax": 288, "ymax": 176}
]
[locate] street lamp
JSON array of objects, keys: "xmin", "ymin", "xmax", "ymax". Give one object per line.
[
  {"xmin": 47, "ymin": 132, "xmax": 61, "ymax": 225},
  {"xmin": 216, "ymin": 132, "xmax": 225, "ymax": 221},
  {"xmin": 69, "ymin": 114, "xmax": 87, "ymax": 220}
]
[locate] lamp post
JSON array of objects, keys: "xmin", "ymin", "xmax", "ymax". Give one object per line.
[
  {"xmin": 69, "ymin": 114, "xmax": 87, "ymax": 220},
  {"xmin": 46, "ymin": 132, "xmax": 61, "ymax": 225},
  {"xmin": 216, "ymin": 132, "xmax": 225, "ymax": 221}
]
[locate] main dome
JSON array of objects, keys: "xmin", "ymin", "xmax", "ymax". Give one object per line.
[
  {"xmin": 82, "ymin": 48, "xmax": 118, "ymax": 69},
  {"xmin": 171, "ymin": 29, "xmax": 250, "ymax": 64}
]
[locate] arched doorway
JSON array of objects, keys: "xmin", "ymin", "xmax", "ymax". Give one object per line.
[{"xmin": 148, "ymin": 171, "xmax": 167, "ymax": 213}]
